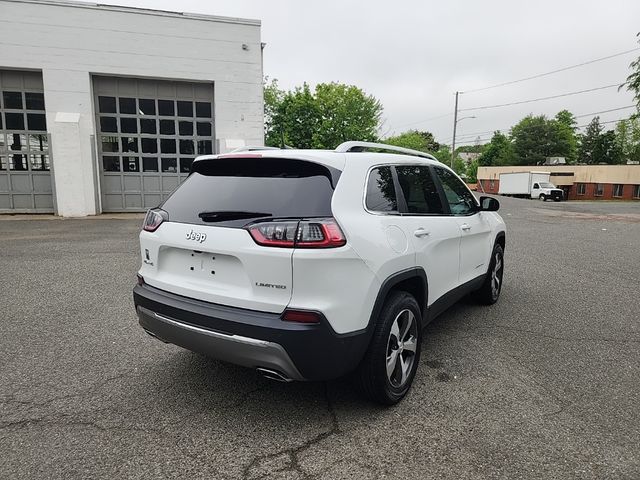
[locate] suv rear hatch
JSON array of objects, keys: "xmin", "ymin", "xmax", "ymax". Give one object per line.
[{"xmin": 138, "ymin": 156, "xmax": 341, "ymax": 313}]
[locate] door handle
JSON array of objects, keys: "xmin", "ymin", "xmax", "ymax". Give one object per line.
[
  {"xmin": 414, "ymin": 228, "xmax": 430, "ymax": 238},
  {"xmin": 460, "ymin": 224, "xmax": 471, "ymax": 231}
]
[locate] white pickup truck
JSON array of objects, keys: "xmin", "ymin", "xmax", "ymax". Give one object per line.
[{"xmin": 498, "ymin": 171, "xmax": 564, "ymax": 201}]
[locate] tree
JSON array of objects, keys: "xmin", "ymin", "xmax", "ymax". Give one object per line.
[
  {"xmin": 578, "ymin": 117, "xmax": 623, "ymax": 164},
  {"xmin": 552, "ymin": 110, "xmax": 578, "ymax": 163},
  {"xmin": 510, "ymin": 114, "xmax": 574, "ymax": 165},
  {"xmin": 615, "ymin": 117, "xmax": 640, "ymax": 163},
  {"xmin": 384, "ymin": 130, "xmax": 440, "ymax": 153},
  {"xmin": 466, "ymin": 159, "xmax": 479, "ymax": 183},
  {"xmin": 264, "ymin": 81, "xmax": 383, "ymax": 149},
  {"xmin": 478, "ymin": 131, "xmax": 514, "ymax": 166},
  {"xmin": 622, "ymin": 32, "xmax": 640, "ymax": 110}
]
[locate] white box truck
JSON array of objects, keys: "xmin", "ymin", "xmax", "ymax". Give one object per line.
[{"xmin": 498, "ymin": 171, "xmax": 564, "ymax": 201}]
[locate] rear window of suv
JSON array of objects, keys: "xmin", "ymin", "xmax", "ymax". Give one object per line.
[{"xmin": 161, "ymin": 157, "xmax": 341, "ymax": 227}]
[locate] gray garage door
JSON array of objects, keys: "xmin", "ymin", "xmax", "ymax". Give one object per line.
[
  {"xmin": 93, "ymin": 76, "xmax": 215, "ymax": 212},
  {"xmin": 0, "ymin": 70, "xmax": 53, "ymax": 213}
]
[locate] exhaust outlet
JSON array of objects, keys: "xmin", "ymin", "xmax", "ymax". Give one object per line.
[{"xmin": 256, "ymin": 367, "xmax": 292, "ymax": 383}]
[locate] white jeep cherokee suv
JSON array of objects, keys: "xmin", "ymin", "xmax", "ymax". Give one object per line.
[{"xmin": 133, "ymin": 141, "xmax": 506, "ymax": 405}]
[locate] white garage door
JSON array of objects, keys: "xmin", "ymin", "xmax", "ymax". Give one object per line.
[
  {"xmin": 0, "ymin": 70, "xmax": 53, "ymax": 213},
  {"xmin": 93, "ymin": 76, "xmax": 215, "ymax": 212}
]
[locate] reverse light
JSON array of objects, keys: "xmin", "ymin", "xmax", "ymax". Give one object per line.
[
  {"xmin": 282, "ymin": 309, "xmax": 321, "ymax": 324},
  {"xmin": 246, "ymin": 218, "xmax": 346, "ymax": 248},
  {"xmin": 142, "ymin": 209, "xmax": 167, "ymax": 232}
]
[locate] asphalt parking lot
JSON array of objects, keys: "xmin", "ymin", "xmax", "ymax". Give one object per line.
[{"xmin": 1, "ymin": 197, "xmax": 639, "ymax": 479}]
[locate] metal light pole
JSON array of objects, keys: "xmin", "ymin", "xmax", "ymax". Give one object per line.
[{"xmin": 450, "ymin": 91, "xmax": 459, "ymax": 168}]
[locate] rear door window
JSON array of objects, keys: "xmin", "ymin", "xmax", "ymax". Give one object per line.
[
  {"xmin": 162, "ymin": 157, "xmax": 341, "ymax": 227},
  {"xmin": 365, "ymin": 166, "xmax": 398, "ymax": 213},
  {"xmin": 395, "ymin": 166, "xmax": 444, "ymax": 215}
]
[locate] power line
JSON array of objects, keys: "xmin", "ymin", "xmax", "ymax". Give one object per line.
[
  {"xmin": 574, "ymin": 105, "xmax": 636, "ymax": 118},
  {"xmin": 459, "ymin": 84, "xmax": 620, "ymax": 112},
  {"xmin": 461, "ymin": 47, "xmax": 640, "ymax": 94},
  {"xmin": 391, "ymin": 112, "xmax": 452, "ymax": 131}
]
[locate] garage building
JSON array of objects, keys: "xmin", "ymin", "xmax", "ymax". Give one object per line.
[{"xmin": 0, "ymin": 0, "xmax": 263, "ymax": 216}]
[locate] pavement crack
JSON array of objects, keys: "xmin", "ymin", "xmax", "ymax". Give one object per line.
[{"xmin": 241, "ymin": 382, "xmax": 342, "ymax": 480}]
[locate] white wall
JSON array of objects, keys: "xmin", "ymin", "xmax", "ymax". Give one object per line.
[{"xmin": 0, "ymin": 0, "xmax": 263, "ymax": 216}]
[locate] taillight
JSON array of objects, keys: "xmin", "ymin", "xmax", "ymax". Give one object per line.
[
  {"xmin": 142, "ymin": 209, "xmax": 167, "ymax": 232},
  {"xmin": 281, "ymin": 309, "xmax": 321, "ymax": 324},
  {"xmin": 246, "ymin": 218, "xmax": 346, "ymax": 248}
]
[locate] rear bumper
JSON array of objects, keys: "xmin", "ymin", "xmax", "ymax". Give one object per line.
[{"xmin": 133, "ymin": 283, "xmax": 371, "ymax": 381}]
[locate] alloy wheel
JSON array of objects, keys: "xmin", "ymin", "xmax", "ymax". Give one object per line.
[{"xmin": 386, "ymin": 309, "xmax": 418, "ymax": 388}]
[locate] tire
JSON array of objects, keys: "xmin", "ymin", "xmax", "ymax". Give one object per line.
[
  {"xmin": 357, "ymin": 291, "xmax": 422, "ymax": 405},
  {"xmin": 539, "ymin": 194, "xmax": 546, "ymax": 201},
  {"xmin": 475, "ymin": 243, "xmax": 504, "ymax": 305}
]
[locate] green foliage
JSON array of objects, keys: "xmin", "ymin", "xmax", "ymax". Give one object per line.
[
  {"xmin": 432, "ymin": 145, "xmax": 451, "ymax": 165},
  {"xmin": 623, "ymin": 33, "xmax": 640, "ymax": 110},
  {"xmin": 466, "ymin": 159, "xmax": 478, "ymax": 183},
  {"xmin": 510, "ymin": 114, "xmax": 577, "ymax": 165},
  {"xmin": 384, "ymin": 130, "xmax": 440, "ymax": 153},
  {"xmin": 264, "ymin": 80, "xmax": 383, "ymax": 149},
  {"xmin": 578, "ymin": 117, "xmax": 623, "ymax": 164},
  {"xmin": 478, "ymin": 131, "xmax": 514, "ymax": 166},
  {"xmin": 615, "ymin": 117, "xmax": 640, "ymax": 163}
]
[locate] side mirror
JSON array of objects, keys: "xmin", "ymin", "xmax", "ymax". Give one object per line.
[{"xmin": 480, "ymin": 196, "xmax": 500, "ymax": 211}]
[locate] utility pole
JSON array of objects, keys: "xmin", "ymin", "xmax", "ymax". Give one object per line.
[{"xmin": 450, "ymin": 91, "xmax": 459, "ymax": 168}]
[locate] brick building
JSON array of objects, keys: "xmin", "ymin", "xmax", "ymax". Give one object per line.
[{"xmin": 477, "ymin": 165, "xmax": 640, "ymax": 201}]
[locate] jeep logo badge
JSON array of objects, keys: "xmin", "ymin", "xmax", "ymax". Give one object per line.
[{"xmin": 186, "ymin": 230, "xmax": 207, "ymax": 243}]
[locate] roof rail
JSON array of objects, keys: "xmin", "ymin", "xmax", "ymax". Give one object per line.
[
  {"xmin": 230, "ymin": 145, "xmax": 282, "ymax": 153},
  {"xmin": 335, "ymin": 141, "xmax": 436, "ymax": 160}
]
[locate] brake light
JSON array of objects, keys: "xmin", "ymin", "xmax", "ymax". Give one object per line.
[
  {"xmin": 282, "ymin": 309, "xmax": 321, "ymax": 324},
  {"xmin": 246, "ymin": 218, "xmax": 346, "ymax": 248},
  {"xmin": 142, "ymin": 209, "xmax": 167, "ymax": 232}
]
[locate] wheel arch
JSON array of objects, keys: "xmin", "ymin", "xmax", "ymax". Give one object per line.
[
  {"xmin": 368, "ymin": 268, "xmax": 429, "ymax": 329},
  {"xmin": 495, "ymin": 231, "xmax": 506, "ymax": 251}
]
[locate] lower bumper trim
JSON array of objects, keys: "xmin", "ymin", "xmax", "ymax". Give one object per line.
[{"xmin": 136, "ymin": 305, "xmax": 305, "ymax": 381}]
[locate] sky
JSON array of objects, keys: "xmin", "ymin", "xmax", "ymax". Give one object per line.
[{"xmin": 85, "ymin": 0, "xmax": 640, "ymax": 146}]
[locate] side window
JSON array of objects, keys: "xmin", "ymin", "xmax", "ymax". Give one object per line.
[
  {"xmin": 434, "ymin": 167, "xmax": 478, "ymax": 215},
  {"xmin": 365, "ymin": 166, "xmax": 398, "ymax": 213},
  {"xmin": 533, "ymin": 183, "xmax": 539, "ymax": 189},
  {"xmin": 395, "ymin": 166, "xmax": 444, "ymax": 215}
]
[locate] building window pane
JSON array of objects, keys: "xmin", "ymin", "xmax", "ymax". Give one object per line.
[
  {"xmin": 29, "ymin": 133, "xmax": 49, "ymax": 150},
  {"xmin": 10, "ymin": 154, "xmax": 28, "ymax": 170},
  {"xmin": 101, "ymin": 136, "xmax": 119, "ymax": 153},
  {"xmin": 595, "ymin": 184, "xmax": 604, "ymax": 196},
  {"xmin": 140, "ymin": 118, "xmax": 156, "ymax": 134},
  {"xmin": 160, "ymin": 138, "xmax": 176, "ymax": 154},
  {"xmin": 178, "ymin": 121, "xmax": 193, "ymax": 136},
  {"xmin": 159, "ymin": 119, "xmax": 175, "ymax": 135},
  {"xmin": 634, "ymin": 185, "xmax": 640, "ymax": 199},
  {"xmin": 25, "ymin": 92, "xmax": 45, "ymax": 110},
  {"xmin": 0, "ymin": 134, "xmax": 6, "ymax": 151},
  {"xmin": 9, "ymin": 134, "xmax": 27, "ymax": 151},
  {"xmin": 196, "ymin": 122, "xmax": 211, "ymax": 136},
  {"xmin": 122, "ymin": 156, "xmax": 139, "ymax": 172},
  {"xmin": 197, "ymin": 140, "xmax": 212, "ymax": 155},
  {"xmin": 161, "ymin": 157, "xmax": 177, "ymax": 173},
  {"xmin": 158, "ymin": 100, "xmax": 175, "ymax": 116},
  {"xmin": 179, "ymin": 158, "xmax": 194, "ymax": 173},
  {"xmin": 120, "ymin": 117, "xmax": 137, "ymax": 133},
  {"xmin": 179, "ymin": 139, "xmax": 194, "ymax": 154},
  {"xmin": 577, "ymin": 183, "xmax": 586, "ymax": 195},
  {"xmin": 177, "ymin": 101, "xmax": 193, "ymax": 117},
  {"xmin": 121, "ymin": 136, "xmax": 138, "ymax": 153},
  {"xmin": 103, "ymin": 156, "xmax": 120, "ymax": 172},
  {"xmin": 141, "ymin": 138, "xmax": 158, "ymax": 154},
  {"xmin": 195, "ymin": 102, "xmax": 212, "ymax": 118},
  {"xmin": 5, "ymin": 113, "xmax": 25, "ymax": 130},
  {"xmin": 119, "ymin": 97, "xmax": 136, "ymax": 114},
  {"xmin": 100, "ymin": 117, "xmax": 118, "ymax": 133},
  {"xmin": 30, "ymin": 154, "xmax": 50, "ymax": 171},
  {"xmin": 0, "ymin": 156, "xmax": 6, "ymax": 170},
  {"xmin": 27, "ymin": 113, "xmax": 47, "ymax": 131},
  {"xmin": 98, "ymin": 96, "xmax": 117, "ymax": 113},
  {"xmin": 138, "ymin": 98, "xmax": 156, "ymax": 116},
  {"xmin": 142, "ymin": 157, "xmax": 158, "ymax": 172},
  {"xmin": 3, "ymin": 91, "xmax": 23, "ymax": 109},
  {"xmin": 613, "ymin": 184, "xmax": 623, "ymax": 197}
]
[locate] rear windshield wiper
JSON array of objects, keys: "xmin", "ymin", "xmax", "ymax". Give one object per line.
[{"xmin": 198, "ymin": 211, "xmax": 272, "ymax": 222}]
